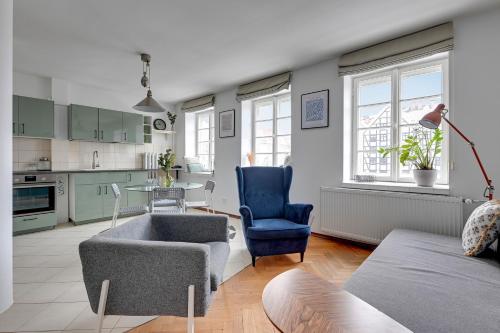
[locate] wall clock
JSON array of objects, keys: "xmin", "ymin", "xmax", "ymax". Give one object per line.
[{"xmin": 153, "ymin": 118, "xmax": 167, "ymax": 130}]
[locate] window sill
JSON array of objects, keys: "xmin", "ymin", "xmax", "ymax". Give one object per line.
[
  {"xmin": 186, "ymin": 171, "xmax": 213, "ymax": 176},
  {"xmin": 341, "ymin": 180, "xmax": 450, "ymax": 195}
]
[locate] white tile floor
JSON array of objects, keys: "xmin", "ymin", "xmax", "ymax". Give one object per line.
[{"xmin": 1, "ymin": 211, "xmax": 250, "ymax": 332}]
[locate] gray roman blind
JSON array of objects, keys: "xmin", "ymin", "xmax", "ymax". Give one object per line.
[
  {"xmin": 236, "ymin": 72, "xmax": 291, "ymax": 102},
  {"xmin": 338, "ymin": 22, "xmax": 453, "ymax": 76},
  {"xmin": 181, "ymin": 94, "xmax": 215, "ymax": 112}
]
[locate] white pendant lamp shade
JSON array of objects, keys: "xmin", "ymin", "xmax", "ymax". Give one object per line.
[
  {"xmin": 133, "ymin": 89, "xmax": 165, "ymax": 112},
  {"xmin": 133, "ymin": 53, "xmax": 165, "ymax": 113}
]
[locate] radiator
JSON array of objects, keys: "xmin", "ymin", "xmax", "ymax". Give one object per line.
[{"xmin": 320, "ymin": 187, "xmax": 464, "ymax": 244}]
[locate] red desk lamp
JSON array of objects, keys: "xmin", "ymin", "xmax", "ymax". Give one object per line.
[{"xmin": 419, "ymin": 104, "xmax": 494, "ymax": 200}]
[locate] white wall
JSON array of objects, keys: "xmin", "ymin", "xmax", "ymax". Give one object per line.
[
  {"xmin": 0, "ymin": 0, "xmax": 13, "ymax": 313},
  {"xmin": 290, "ymin": 59, "xmax": 343, "ymax": 232},
  {"xmin": 449, "ymin": 7, "xmax": 500, "ymax": 199},
  {"xmin": 176, "ymin": 88, "xmax": 242, "ymax": 215},
  {"xmin": 176, "ymin": 7, "xmax": 500, "ymax": 232}
]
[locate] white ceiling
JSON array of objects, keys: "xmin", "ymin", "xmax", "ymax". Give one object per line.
[{"xmin": 13, "ymin": 0, "xmax": 500, "ymax": 104}]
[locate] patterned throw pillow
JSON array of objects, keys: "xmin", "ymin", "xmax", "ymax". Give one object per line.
[{"xmin": 462, "ymin": 200, "xmax": 500, "ymax": 256}]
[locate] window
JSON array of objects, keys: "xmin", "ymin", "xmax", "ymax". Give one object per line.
[
  {"xmin": 195, "ymin": 109, "xmax": 215, "ymax": 171},
  {"xmin": 251, "ymin": 93, "xmax": 291, "ymax": 166},
  {"xmin": 351, "ymin": 56, "xmax": 449, "ymax": 183}
]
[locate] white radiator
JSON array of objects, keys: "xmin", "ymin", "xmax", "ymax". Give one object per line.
[{"xmin": 320, "ymin": 187, "xmax": 464, "ymax": 244}]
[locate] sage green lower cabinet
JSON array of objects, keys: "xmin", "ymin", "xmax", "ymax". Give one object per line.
[
  {"xmin": 101, "ymin": 183, "xmax": 118, "ymax": 217},
  {"xmin": 126, "ymin": 171, "xmax": 149, "ymax": 208},
  {"xmin": 73, "ymin": 184, "xmax": 104, "ymax": 222},
  {"xmin": 70, "ymin": 171, "xmax": 146, "ymax": 224},
  {"xmin": 69, "ymin": 104, "xmax": 99, "ymax": 141},
  {"xmin": 13, "ymin": 212, "xmax": 57, "ymax": 235}
]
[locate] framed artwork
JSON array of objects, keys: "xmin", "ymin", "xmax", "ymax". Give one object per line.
[
  {"xmin": 219, "ymin": 109, "xmax": 235, "ymax": 138},
  {"xmin": 301, "ymin": 89, "xmax": 329, "ymax": 129}
]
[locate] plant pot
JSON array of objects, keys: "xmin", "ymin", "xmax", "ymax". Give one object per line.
[{"xmin": 412, "ymin": 169, "xmax": 437, "ymax": 187}]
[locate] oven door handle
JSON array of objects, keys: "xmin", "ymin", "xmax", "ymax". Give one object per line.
[{"xmin": 14, "ymin": 183, "xmax": 56, "ymax": 189}]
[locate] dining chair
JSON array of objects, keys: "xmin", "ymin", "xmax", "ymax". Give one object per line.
[
  {"xmin": 185, "ymin": 180, "xmax": 216, "ymax": 213},
  {"xmin": 152, "ymin": 187, "xmax": 186, "ymax": 213},
  {"xmin": 110, "ymin": 184, "xmax": 148, "ymax": 228}
]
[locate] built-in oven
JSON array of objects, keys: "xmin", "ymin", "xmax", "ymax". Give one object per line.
[{"xmin": 13, "ymin": 174, "xmax": 56, "ymax": 217}]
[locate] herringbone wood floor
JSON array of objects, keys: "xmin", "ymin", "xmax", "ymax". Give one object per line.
[{"xmin": 130, "ymin": 235, "xmax": 372, "ymax": 333}]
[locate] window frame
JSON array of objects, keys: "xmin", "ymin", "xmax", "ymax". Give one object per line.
[
  {"xmin": 351, "ymin": 56, "xmax": 449, "ymax": 184},
  {"xmin": 194, "ymin": 108, "xmax": 215, "ymax": 171},
  {"xmin": 251, "ymin": 92, "xmax": 291, "ymax": 167}
]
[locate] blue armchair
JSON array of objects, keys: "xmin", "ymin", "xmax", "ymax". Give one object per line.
[{"xmin": 235, "ymin": 166, "xmax": 313, "ymax": 266}]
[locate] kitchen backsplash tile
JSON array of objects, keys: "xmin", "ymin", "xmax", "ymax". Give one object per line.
[{"xmin": 13, "ymin": 133, "xmax": 170, "ymax": 171}]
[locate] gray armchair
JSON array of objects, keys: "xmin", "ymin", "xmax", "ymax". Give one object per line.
[{"xmin": 79, "ymin": 213, "xmax": 230, "ymax": 333}]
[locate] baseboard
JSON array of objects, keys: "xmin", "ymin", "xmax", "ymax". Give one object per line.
[{"xmin": 311, "ymin": 232, "xmax": 377, "ymax": 250}]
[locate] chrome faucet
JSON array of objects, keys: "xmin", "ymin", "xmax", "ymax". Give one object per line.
[{"xmin": 92, "ymin": 151, "xmax": 100, "ymax": 169}]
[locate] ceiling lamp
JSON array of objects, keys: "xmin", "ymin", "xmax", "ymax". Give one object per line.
[{"xmin": 133, "ymin": 53, "xmax": 166, "ymax": 113}]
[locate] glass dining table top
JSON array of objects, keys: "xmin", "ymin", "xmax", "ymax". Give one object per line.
[{"xmin": 125, "ymin": 182, "xmax": 204, "ymax": 192}]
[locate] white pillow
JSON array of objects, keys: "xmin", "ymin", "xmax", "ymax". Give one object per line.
[{"xmin": 462, "ymin": 200, "xmax": 500, "ymax": 256}]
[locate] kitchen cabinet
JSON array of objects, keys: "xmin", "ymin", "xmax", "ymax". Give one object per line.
[
  {"xmin": 14, "ymin": 95, "xmax": 54, "ymax": 138},
  {"xmin": 74, "ymin": 184, "xmax": 103, "ymax": 222},
  {"xmin": 126, "ymin": 171, "xmax": 148, "ymax": 208},
  {"xmin": 68, "ymin": 104, "xmax": 99, "ymax": 141},
  {"xmin": 122, "ymin": 112, "xmax": 144, "ymax": 144},
  {"xmin": 68, "ymin": 104, "xmax": 144, "ymax": 144},
  {"xmin": 70, "ymin": 171, "xmax": 146, "ymax": 224},
  {"xmin": 98, "ymin": 108, "xmax": 123, "ymax": 143},
  {"xmin": 13, "ymin": 95, "xmax": 19, "ymax": 135},
  {"xmin": 13, "ymin": 212, "xmax": 57, "ymax": 235}
]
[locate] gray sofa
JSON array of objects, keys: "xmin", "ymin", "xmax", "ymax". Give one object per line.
[
  {"xmin": 344, "ymin": 229, "xmax": 500, "ymax": 333},
  {"xmin": 79, "ymin": 213, "xmax": 230, "ymax": 320}
]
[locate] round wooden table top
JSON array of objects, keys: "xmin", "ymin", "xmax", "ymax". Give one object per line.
[{"xmin": 262, "ymin": 269, "xmax": 412, "ymax": 333}]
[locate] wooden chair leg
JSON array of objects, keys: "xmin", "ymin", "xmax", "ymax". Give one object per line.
[
  {"xmin": 300, "ymin": 252, "xmax": 305, "ymax": 262},
  {"xmin": 252, "ymin": 256, "xmax": 256, "ymax": 267},
  {"xmin": 187, "ymin": 285, "xmax": 195, "ymax": 333},
  {"xmin": 96, "ymin": 280, "xmax": 110, "ymax": 333}
]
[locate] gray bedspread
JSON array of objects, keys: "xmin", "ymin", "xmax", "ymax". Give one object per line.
[{"xmin": 344, "ymin": 229, "xmax": 500, "ymax": 333}]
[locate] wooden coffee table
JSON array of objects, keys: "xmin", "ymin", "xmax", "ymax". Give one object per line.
[{"xmin": 262, "ymin": 269, "xmax": 412, "ymax": 333}]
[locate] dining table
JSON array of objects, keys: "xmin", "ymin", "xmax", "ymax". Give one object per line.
[{"xmin": 125, "ymin": 182, "xmax": 204, "ymax": 212}]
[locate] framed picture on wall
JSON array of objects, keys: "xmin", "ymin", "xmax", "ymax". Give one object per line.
[
  {"xmin": 219, "ymin": 109, "xmax": 235, "ymax": 138},
  {"xmin": 301, "ymin": 89, "xmax": 329, "ymax": 129}
]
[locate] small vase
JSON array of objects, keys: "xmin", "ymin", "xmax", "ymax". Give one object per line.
[
  {"xmin": 413, "ymin": 169, "xmax": 437, "ymax": 187},
  {"xmin": 162, "ymin": 174, "xmax": 174, "ymax": 187}
]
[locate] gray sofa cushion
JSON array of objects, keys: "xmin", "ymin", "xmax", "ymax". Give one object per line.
[
  {"xmin": 206, "ymin": 242, "xmax": 230, "ymax": 291},
  {"xmin": 344, "ymin": 229, "xmax": 500, "ymax": 333}
]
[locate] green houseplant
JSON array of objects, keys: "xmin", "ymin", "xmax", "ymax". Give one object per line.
[
  {"xmin": 158, "ymin": 149, "xmax": 176, "ymax": 187},
  {"xmin": 378, "ymin": 127, "xmax": 443, "ymax": 187},
  {"xmin": 167, "ymin": 111, "xmax": 177, "ymax": 131}
]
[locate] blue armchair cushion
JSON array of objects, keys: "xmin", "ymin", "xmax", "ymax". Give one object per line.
[
  {"xmin": 237, "ymin": 166, "xmax": 292, "ymax": 219},
  {"xmin": 246, "ymin": 218, "xmax": 311, "ymax": 240}
]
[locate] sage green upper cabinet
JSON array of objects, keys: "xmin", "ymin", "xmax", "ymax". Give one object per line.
[
  {"xmin": 16, "ymin": 96, "xmax": 54, "ymax": 138},
  {"xmin": 98, "ymin": 109, "xmax": 123, "ymax": 143},
  {"xmin": 12, "ymin": 95, "xmax": 19, "ymax": 136},
  {"xmin": 122, "ymin": 113, "xmax": 144, "ymax": 144},
  {"xmin": 69, "ymin": 104, "xmax": 99, "ymax": 141}
]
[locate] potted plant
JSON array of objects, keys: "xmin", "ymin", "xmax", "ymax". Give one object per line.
[
  {"xmin": 378, "ymin": 127, "xmax": 443, "ymax": 187},
  {"xmin": 167, "ymin": 111, "xmax": 177, "ymax": 131},
  {"xmin": 158, "ymin": 149, "xmax": 176, "ymax": 187}
]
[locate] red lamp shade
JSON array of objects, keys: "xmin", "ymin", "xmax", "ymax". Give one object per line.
[{"xmin": 419, "ymin": 103, "xmax": 446, "ymax": 129}]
